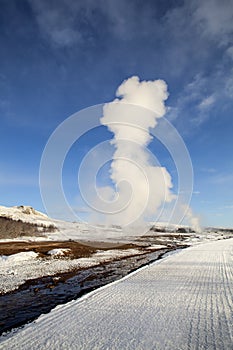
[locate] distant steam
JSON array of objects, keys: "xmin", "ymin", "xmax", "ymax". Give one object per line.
[{"xmin": 183, "ymin": 206, "xmax": 201, "ymax": 233}]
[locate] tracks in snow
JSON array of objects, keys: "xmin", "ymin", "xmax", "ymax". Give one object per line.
[{"xmin": 0, "ymin": 239, "xmax": 233, "ymax": 349}]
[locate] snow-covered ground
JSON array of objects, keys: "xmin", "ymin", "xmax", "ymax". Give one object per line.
[
  {"xmin": 1, "ymin": 204, "xmax": 233, "ymax": 296},
  {"xmin": 0, "ymin": 247, "xmax": 147, "ymax": 294},
  {"xmin": 0, "ymin": 205, "xmax": 55, "ymax": 228},
  {"xmin": 0, "ymin": 251, "xmax": 38, "ymax": 263},
  {"xmin": 47, "ymin": 248, "xmax": 71, "ymax": 256},
  {"xmin": 1, "ymin": 238, "xmax": 232, "ymax": 349}
]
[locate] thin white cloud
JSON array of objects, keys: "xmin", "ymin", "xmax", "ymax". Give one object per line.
[
  {"xmin": 225, "ymin": 69, "xmax": 233, "ymax": 98},
  {"xmin": 223, "ymin": 205, "xmax": 233, "ymax": 209},
  {"xmin": 226, "ymin": 46, "xmax": 233, "ymax": 60},
  {"xmin": 28, "ymin": 0, "xmax": 156, "ymax": 47},
  {"xmin": 212, "ymin": 173, "xmax": 233, "ymax": 184},
  {"xmin": 198, "ymin": 95, "xmax": 215, "ymax": 110},
  {"xmin": 100, "ymin": 1, "xmax": 158, "ymax": 39},
  {"xmin": 166, "ymin": 74, "xmax": 215, "ymax": 126},
  {"xmin": 201, "ymin": 168, "xmax": 216, "ymax": 173}
]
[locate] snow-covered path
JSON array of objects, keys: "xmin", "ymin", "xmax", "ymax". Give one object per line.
[{"xmin": 1, "ymin": 239, "xmax": 233, "ymax": 350}]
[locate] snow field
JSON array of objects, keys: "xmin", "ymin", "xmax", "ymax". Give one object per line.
[{"xmin": 1, "ymin": 238, "xmax": 232, "ymax": 349}]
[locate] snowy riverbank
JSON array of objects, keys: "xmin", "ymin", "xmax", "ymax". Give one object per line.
[{"xmin": 0, "ymin": 247, "xmax": 149, "ymax": 294}]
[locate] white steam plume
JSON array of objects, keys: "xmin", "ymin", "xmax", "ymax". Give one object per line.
[
  {"xmin": 98, "ymin": 76, "xmax": 175, "ymax": 227},
  {"xmin": 183, "ymin": 206, "xmax": 201, "ymax": 233}
]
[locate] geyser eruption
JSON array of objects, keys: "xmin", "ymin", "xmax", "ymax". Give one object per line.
[
  {"xmin": 40, "ymin": 74, "xmax": 200, "ymax": 237},
  {"xmin": 98, "ymin": 76, "xmax": 175, "ymax": 227}
]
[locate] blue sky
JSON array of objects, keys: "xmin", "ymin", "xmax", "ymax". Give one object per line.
[{"xmin": 0, "ymin": 0, "xmax": 233, "ymax": 227}]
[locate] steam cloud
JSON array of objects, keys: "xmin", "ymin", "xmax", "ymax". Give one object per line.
[
  {"xmin": 183, "ymin": 206, "xmax": 201, "ymax": 233},
  {"xmin": 98, "ymin": 76, "xmax": 175, "ymax": 227}
]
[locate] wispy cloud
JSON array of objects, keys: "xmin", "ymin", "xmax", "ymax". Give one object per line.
[
  {"xmin": 193, "ymin": 0, "xmax": 233, "ymax": 47},
  {"xmin": 226, "ymin": 46, "xmax": 233, "ymax": 60},
  {"xmin": 201, "ymin": 168, "xmax": 217, "ymax": 173},
  {"xmin": 223, "ymin": 205, "xmax": 233, "ymax": 209},
  {"xmin": 28, "ymin": 0, "xmax": 156, "ymax": 48},
  {"xmin": 225, "ymin": 68, "xmax": 233, "ymax": 98},
  {"xmin": 212, "ymin": 173, "xmax": 233, "ymax": 184},
  {"xmin": 161, "ymin": 0, "xmax": 233, "ymax": 129},
  {"xmin": 193, "ymin": 191, "xmax": 200, "ymax": 195},
  {"xmin": 198, "ymin": 95, "xmax": 215, "ymax": 110},
  {"xmin": 166, "ymin": 74, "xmax": 217, "ymax": 126},
  {"xmin": 28, "ymin": 0, "xmax": 83, "ymax": 48}
]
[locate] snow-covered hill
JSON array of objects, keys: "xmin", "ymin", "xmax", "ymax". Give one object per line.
[
  {"xmin": 0, "ymin": 205, "xmax": 55, "ymax": 227},
  {"xmin": 0, "ymin": 205, "xmax": 131, "ymax": 242}
]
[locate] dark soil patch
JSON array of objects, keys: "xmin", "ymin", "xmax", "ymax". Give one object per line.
[{"xmin": 0, "ymin": 241, "xmax": 140, "ymax": 259}]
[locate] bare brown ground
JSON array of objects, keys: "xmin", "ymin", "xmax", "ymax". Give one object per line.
[{"xmin": 0, "ymin": 241, "xmax": 139, "ymax": 259}]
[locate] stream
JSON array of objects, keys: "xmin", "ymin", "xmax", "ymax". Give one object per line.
[{"xmin": 0, "ymin": 247, "xmax": 179, "ymax": 336}]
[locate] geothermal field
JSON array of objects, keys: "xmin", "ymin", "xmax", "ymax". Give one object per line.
[
  {"xmin": 1, "ymin": 1, "xmax": 232, "ymax": 349},
  {"xmin": 0, "ymin": 206, "xmax": 232, "ymax": 349}
]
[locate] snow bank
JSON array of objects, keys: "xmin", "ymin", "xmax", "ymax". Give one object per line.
[
  {"xmin": 94, "ymin": 248, "xmax": 142, "ymax": 259},
  {"xmin": 145, "ymin": 244, "xmax": 167, "ymax": 250},
  {"xmin": 0, "ymin": 251, "xmax": 38, "ymax": 263},
  {"xmin": 47, "ymin": 248, "xmax": 71, "ymax": 256}
]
